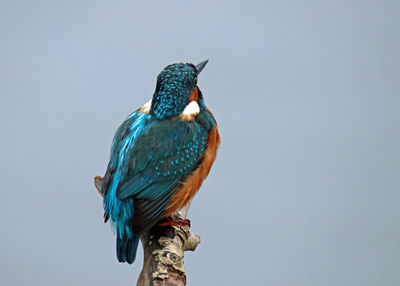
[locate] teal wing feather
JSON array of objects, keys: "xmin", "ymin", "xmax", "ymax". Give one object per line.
[
  {"xmin": 102, "ymin": 109, "xmax": 216, "ymax": 235},
  {"xmin": 116, "ymin": 119, "xmax": 209, "ymax": 233},
  {"xmin": 102, "ymin": 111, "xmax": 148, "ymax": 238}
]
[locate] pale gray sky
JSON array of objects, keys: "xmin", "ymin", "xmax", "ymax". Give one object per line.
[{"xmin": 1, "ymin": 1, "xmax": 399, "ymax": 285}]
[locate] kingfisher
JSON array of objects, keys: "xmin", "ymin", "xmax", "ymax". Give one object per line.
[{"xmin": 101, "ymin": 60, "xmax": 220, "ymax": 264}]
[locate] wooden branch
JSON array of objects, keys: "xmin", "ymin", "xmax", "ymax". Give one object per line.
[{"xmin": 94, "ymin": 176, "xmax": 200, "ymax": 286}]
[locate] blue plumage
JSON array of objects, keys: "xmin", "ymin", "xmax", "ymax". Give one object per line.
[
  {"xmin": 104, "ymin": 112, "xmax": 148, "ymax": 238},
  {"xmin": 101, "ymin": 61, "xmax": 219, "ymax": 264},
  {"xmin": 151, "ymin": 63, "xmax": 197, "ymax": 119},
  {"xmin": 116, "ymin": 234, "xmax": 139, "ymax": 264}
]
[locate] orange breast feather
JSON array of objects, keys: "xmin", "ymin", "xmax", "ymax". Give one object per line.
[{"xmin": 163, "ymin": 125, "xmax": 220, "ymax": 217}]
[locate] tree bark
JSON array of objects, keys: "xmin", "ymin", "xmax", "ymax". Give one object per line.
[{"xmin": 94, "ymin": 176, "xmax": 200, "ymax": 286}]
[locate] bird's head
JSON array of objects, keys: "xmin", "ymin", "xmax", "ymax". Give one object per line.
[{"xmin": 150, "ymin": 60, "xmax": 208, "ymax": 119}]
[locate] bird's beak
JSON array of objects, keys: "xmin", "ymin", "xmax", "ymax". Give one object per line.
[{"xmin": 195, "ymin": 60, "xmax": 209, "ymax": 75}]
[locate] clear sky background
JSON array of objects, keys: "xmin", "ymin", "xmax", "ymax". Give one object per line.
[{"xmin": 1, "ymin": 1, "xmax": 399, "ymax": 285}]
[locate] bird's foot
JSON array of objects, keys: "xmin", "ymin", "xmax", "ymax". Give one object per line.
[{"xmin": 159, "ymin": 217, "xmax": 191, "ymax": 228}]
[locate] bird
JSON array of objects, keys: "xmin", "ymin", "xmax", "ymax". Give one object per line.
[{"xmin": 101, "ymin": 60, "xmax": 220, "ymax": 264}]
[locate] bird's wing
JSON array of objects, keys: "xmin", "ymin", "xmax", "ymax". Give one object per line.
[
  {"xmin": 101, "ymin": 110, "xmax": 149, "ymax": 198},
  {"xmin": 116, "ymin": 118, "xmax": 209, "ymax": 233}
]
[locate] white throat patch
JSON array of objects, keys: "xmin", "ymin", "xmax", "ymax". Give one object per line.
[
  {"xmin": 181, "ymin": 101, "xmax": 200, "ymax": 121},
  {"xmin": 139, "ymin": 99, "xmax": 200, "ymax": 120},
  {"xmin": 139, "ymin": 99, "xmax": 152, "ymax": 114}
]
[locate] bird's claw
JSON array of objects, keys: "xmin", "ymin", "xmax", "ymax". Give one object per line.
[{"xmin": 159, "ymin": 217, "xmax": 191, "ymax": 228}]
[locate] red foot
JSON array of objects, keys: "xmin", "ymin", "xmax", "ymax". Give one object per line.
[{"xmin": 159, "ymin": 217, "xmax": 191, "ymax": 227}]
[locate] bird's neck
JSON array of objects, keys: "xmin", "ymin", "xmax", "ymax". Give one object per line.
[
  {"xmin": 149, "ymin": 93, "xmax": 188, "ymax": 119},
  {"xmin": 150, "ymin": 86, "xmax": 206, "ymax": 120}
]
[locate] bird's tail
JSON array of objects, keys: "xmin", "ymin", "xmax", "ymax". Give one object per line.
[{"xmin": 116, "ymin": 234, "xmax": 139, "ymax": 264}]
